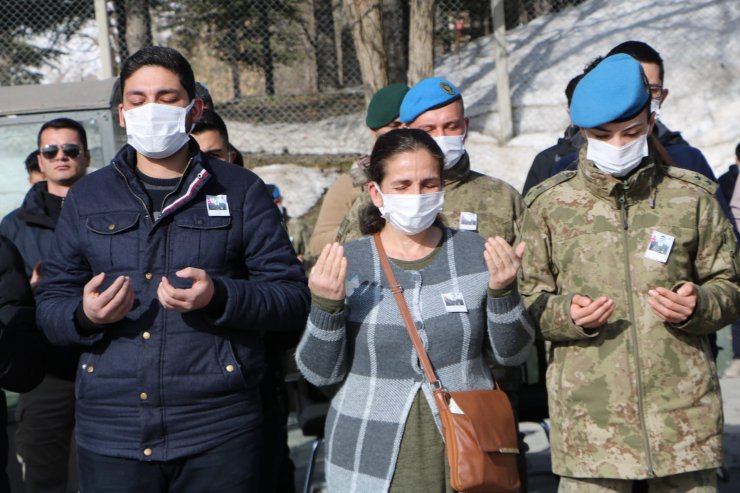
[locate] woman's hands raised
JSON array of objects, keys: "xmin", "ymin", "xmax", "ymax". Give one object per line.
[
  {"xmin": 309, "ymin": 242, "xmax": 348, "ymax": 301},
  {"xmin": 484, "ymin": 237, "xmax": 526, "ymax": 290}
]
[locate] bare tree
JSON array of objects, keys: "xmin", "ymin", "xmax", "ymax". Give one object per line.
[
  {"xmin": 383, "ymin": 0, "xmax": 408, "ymax": 84},
  {"xmin": 124, "ymin": 0, "xmax": 152, "ymax": 55},
  {"xmin": 343, "ymin": 0, "xmax": 388, "ymax": 102},
  {"xmin": 407, "ymin": 0, "xmax": 435, "ymax": 85},
  {"xmin": 312, "ymin": 0, "xmax": 340, "ymax": 90}
]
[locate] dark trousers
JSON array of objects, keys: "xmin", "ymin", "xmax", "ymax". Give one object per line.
[
  {"xmin": 733, "ymin": 319, "xmax": 740, "ymax": 359},
  {"xmin": 77, "ymin": 429, "xmax": 262, "ymax": 493},
  {"xmin": 15, "ymin": 374, "xmax": 77, "ymax": 493}
]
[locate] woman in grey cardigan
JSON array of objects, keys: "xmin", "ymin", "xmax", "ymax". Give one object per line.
[{"xmin": 296, "ymin": 129, "xmax": 534, "ymax": 493}]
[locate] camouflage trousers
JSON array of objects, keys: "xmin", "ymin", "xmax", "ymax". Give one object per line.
[{"xmin": 558, "ymin": 469, "xmax": 716, "ymax": 493}]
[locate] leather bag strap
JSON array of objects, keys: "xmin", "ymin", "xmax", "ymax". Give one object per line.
[{"xmin": 373, "ymin": 233, "xmax": 440, "ymax": 387}]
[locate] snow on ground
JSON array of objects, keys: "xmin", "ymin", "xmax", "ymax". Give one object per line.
[
  {"xmin": 250, "ymin": 164, "xmax": 339, "ymax": 218},
  {"xmin": 246, "ymin": 0, "xmax": 739, "ymax": 210},
  {"xmin": 33, "ymin": 0, "xmax": 740, "ymax": 213}
]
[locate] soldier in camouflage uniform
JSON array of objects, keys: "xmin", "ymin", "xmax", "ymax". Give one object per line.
[
  {"xmin": 336, "ymin": 76, "xmax": 529, "ymax": 488},
  {"xmin": 519, "ymin": 54, "xmax": 740, "ymax": 492},
  {"xmin": 337, "ymin": 77, "xmax": 523, "ymax": 247}
]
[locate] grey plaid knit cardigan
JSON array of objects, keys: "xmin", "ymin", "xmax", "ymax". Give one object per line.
[{"xmin": 295, "ymin": 228, "xmax": 534, "ymax": 493}]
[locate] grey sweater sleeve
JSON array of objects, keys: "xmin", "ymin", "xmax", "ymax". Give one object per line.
[
  {"xmin": 295, "ymin": 305, "xmax": 349, "ymax": 387},
  {"xmin": 486, "ymin": 289, "xmax": 535, "ymax": 366}
]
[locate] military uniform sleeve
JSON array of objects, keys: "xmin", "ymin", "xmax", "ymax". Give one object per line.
[
  {"xmin": 671, "ymin": 194, "xmax": 740, "ymax": 334},
  {"xmin": 336, "ymin": 192, "xmax": 372, "ymax": 244},
  {"xmin": 519, "ymin": 207, "xmax": 599, "ymax": 342},
  {"xmin": 308, "ymin": 173, "xmax": 361, "ymax": 256}
]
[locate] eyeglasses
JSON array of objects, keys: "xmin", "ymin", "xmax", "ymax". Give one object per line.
[
  {"xmin": 40, "ymin": 144, "xmax": 82, "ymax": 160},
  {"xmin": 648, "ymin": 84, "xmax": 664, "ymax": 99}
]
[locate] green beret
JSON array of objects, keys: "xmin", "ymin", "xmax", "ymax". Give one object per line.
[{"xmin": 365, "ymin": 84, "xmax": 409, "ymax": 130}]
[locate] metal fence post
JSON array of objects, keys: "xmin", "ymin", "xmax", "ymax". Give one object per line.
[
  {"xmin": 95, "ymin": 0, "xmax": 113, "ymax": 79},
  {"xmin": 491, "ymin": 0, "xmax": 513, "ymax": 143}
]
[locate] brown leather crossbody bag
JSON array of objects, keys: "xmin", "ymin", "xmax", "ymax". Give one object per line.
[{"xmin": 374, "ymin": 233, "xmax": 520, "ymax": 493}]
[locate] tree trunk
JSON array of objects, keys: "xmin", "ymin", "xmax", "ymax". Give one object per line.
[
  {"xmin": 111, "ymin": 0, "xmax": 128, "ymax": 62},
  {"xmin": 313, "ymin": 0, "xmax": 340, "ymax": 90},
  {"xmin": 343, "ymin": 0, "xmax": 388, "ymax": 103},
  {"xmin": 407, "ymin": 0, "xmax": 435, "ymax": 86},
  {"xmin": 257, "ymin": 1, "xmax": 275, "ymax": 96},
  {"xmin": 382, "ymin": 0, "xmax": 408, "ymax": 84},
  {"xmin": 231, "ymin": 64, "xmax": 241, "ymax": 99},
  {"xmin": 124, "ymin": 0, "xmax": 152, "ymax": 54}
]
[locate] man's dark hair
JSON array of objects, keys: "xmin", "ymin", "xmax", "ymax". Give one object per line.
[
  {"xmin": 120, "ymin": 46, "xmax": 196, "ymax": 101},
  {"xmin": 736, "ymin": 142, "xmax": 740, "ymax": 161},
  {"xmin": 192, "ymin": 109, "xmax": 229, "ymax": 143},
  {"xmin": 607, "ymin": 41, "xmax": 664, "ymax": 83},
  {"xmin": 195, "ymin": 82, "xmax": 214, "ymax": 110},
  {"xmin": 37, "ymin": 118, "xmax": 88, "ymax": 150},
  {"xmin": 360, "ymin": 128, "xmax": 444, "ymax": 235},
  {"xmin": 25, "ymin": 150, "xmax": 40, "ymax": 173}
]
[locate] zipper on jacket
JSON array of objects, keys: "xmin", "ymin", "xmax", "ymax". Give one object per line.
[
  {"xmin": 114, "ymin": 163, "xmax": 153, "ymax": 223},
  {"xmin": 157, "ymin": 158, "xmax": 195, "ymax": 221},
  {"xmin": 619, "ymin": 192, "xmax": 655, "ymax": 477}
]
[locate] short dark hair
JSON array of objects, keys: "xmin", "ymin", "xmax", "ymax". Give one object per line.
[
  {"xmin": 120, "ymin": 46, "xmax": 196, "ymax": 101},
  {"xmin": 25, "ymin": 150, "xmax": 40, "ymax": 173},
  {"xmin": 37, "ymin": 117, "xmax": 88, "ymax": 150},
  {"xmin": 360, "ymin": 128, "xmax": 444, "ymax": 235},
  {"xmin": 607, "ymin": 41, "xmax": 664, "ymax": 83},
  {"xmin": 196, "ymin": 82, "xmax": 214, "ymax": 109},
  {"xmin": 192, "ymin": 109, "xmax": 229, "ymax": 143},
  {"xmin": 736, "ymin": 142, "xmax": 740, "ymax": 160}
]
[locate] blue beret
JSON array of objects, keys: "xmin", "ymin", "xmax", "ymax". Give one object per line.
[
  {"xmin": 570, "ymin": 54, "xmax": 650, "ymax": 128},
  {"xmin": 400, "ymin": 77, "xmax": 461, "ymax": 124}
]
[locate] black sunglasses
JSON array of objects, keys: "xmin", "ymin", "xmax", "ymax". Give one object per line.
[{"xmin": 40, "ymin": 144, "xmax": 82, "ymax": 159}]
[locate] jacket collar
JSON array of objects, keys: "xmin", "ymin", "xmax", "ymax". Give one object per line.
[
  {"xmin": 443, "ymin": 152, "xmax": 471, "ymax": 187},
  {"xmin": 17, "ymin": 181, "xmax": 58, "ymax": 229},
  {"xmin": 111, "ymin": 139, "xmax": 212, "ymax": 221},
  {"xmin": 577, "ymin": 143, "xmax": 663, "ymax": 208}
]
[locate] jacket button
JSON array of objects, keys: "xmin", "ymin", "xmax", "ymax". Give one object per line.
[
  {"xmin": 107, "ymin": 223, "xmax": 115, "ymax": 231},
  {"xmin": 225, "ymin": 364, "xmax": 235, "ymax": 373},
  {"xmin": 140, "ymin": 392, "xmax": 148, "ymax": 401},
  {"xmin": 143, "ymin": 448, "xmax": 152, "ymax": 457},
  {"xmin": 142, "ymin": 331, "xmax": 151, "ymax": 340},
  {"xmin": 86, "ymin": 365, "xmax": 94, "ymax": 374},
  {"xmin": 145, "ymin": 272, "xmax": 153, "ymax": 280}
]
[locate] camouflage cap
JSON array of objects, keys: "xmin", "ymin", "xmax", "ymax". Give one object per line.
[
  {"xmin": 570, "ymin": 54, "xmax": 649, "ymax": 128},
  {"xmin": 400, "ymin": 77, "xmax": 461, "ymax": 124},
  {"xmin": 365, "ymin": 84, "xmax": 409, "ymax": 130}
]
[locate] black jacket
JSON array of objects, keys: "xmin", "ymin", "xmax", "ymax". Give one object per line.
[
  {"xmin": 0, "ymin": 182, "xmax": 79, "ymax": 380},
  {"xmin": 0, "ymin": 236, "xmax": 45, "ymax": 493},
  {"xmin": 718, "ymin": 164, "xmax": 738, "ymax": 203}
]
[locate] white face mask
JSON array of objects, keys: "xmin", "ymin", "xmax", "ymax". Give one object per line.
[
  {"xmin": 124, "ymin": 100, "xmax": 195, "ymax": 159},
  {"xmin": 432, "ymin": 132, "xmax": 466, "ymax": 170},
  {"xmin": 586, "ymin": 133, "xmax": 649, "ymax": 177},
  {"xmin": 375, "ymin": 184, "xmax": 444, "ymax": 235},
  {"xmin": 650, "ymin": 98, "xmax": 661, "ymax": 120}
]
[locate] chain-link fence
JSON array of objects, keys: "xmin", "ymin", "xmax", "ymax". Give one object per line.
[{"xmin": 2, "ymin": 0, "xmax": 739, "ymax": 154}]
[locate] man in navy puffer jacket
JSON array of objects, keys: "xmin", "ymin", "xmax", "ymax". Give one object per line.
[{"xmin": 35, "ymin": 46, "xmax": 310, "ymax": 492}]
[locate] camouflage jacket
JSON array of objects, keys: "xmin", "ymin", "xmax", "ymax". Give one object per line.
[
  {"xmin": 519, "ymin": 146, "xmax": 740, "ymax": 479},
  {"xmin": 336, "ymin": 153, "xmax": 525, "ymax": 244}
]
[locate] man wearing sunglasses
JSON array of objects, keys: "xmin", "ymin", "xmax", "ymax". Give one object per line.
[{"xmin": 0, "ymin": 117, "xmax": 89, "ymax": 493}]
